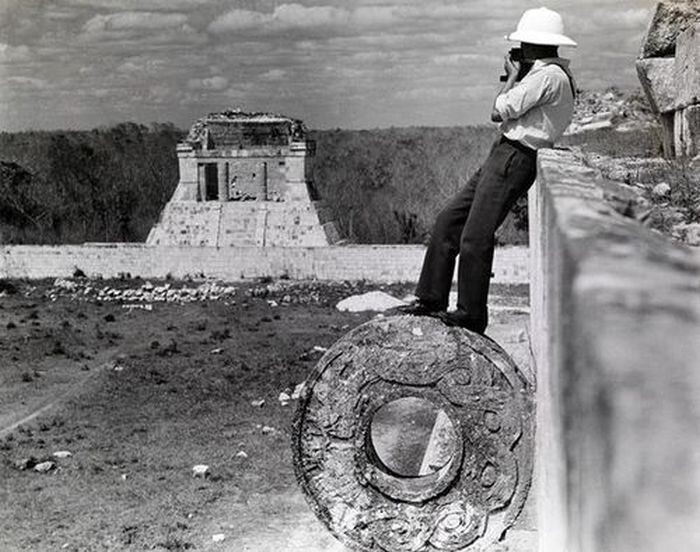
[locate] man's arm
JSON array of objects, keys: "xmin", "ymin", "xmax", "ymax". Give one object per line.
[{"xmin": 491, "ymin": 55, "xmax": 520, "ymax": 123}]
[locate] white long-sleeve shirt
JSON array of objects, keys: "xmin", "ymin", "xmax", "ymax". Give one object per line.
[{"xmin": 494, "ymin": 58, "xmax": 575, "ymax": 150}]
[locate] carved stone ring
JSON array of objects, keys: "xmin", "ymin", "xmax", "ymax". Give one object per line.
[{"xmin": 292, "ymin": 316, "xmax": 534, "ymax": 551}]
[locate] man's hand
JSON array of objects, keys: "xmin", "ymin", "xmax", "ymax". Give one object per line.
[
  {"xmin": 503, "ymin": 53, "xmax": 520, "ymax": 79},
  {"xmin": 492, "ymin": 54, "xmax": 521, "ymax": 122}
]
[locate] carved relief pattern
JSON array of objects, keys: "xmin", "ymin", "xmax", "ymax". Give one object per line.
[{"xmin": 292, "ymin": 316, "xmax": 534, "ymax": 552}]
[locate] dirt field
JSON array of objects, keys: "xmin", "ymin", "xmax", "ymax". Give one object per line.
[{"xmin": 0, "ymin": 277, "xmax": 530, "ymax": 551}]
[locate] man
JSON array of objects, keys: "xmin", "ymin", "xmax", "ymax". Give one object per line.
[{"xmin": 399, "ymin": 7, "xmax": 577, "ymax": 335}]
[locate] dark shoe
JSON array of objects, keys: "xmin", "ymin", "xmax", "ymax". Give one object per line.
[
  {"xmin": 435, "ymin": 310, "xmax": 487, "ymax": 335},
  {"xmin": 395, "ymin": 299, "xmax": 441, "ymax": 316}
]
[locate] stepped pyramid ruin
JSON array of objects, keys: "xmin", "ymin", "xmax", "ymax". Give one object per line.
[{"xmin": 147, "ymin": 109, "xmax": 339, "ymax": 247}]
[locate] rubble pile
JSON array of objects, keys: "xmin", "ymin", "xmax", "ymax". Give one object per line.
[
  {"xmin": 247, "ymin": 279, "xmax": 370, "ymax": 306},
  {"xmin": 576, "ymin": 149, "xmax": 700, "ymax": 246},
  {"xmin": 566, "ymin": 88, "xmax": 657, "ymax": 135},
  {"xmin": 44, "ymin": 279, "xmax": 237, "ymax": 304}
]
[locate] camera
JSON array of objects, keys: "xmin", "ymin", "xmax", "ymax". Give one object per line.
[
  {"xmin": 499, "ymin": 48, "xmax": 532, "ymax": 82},
  {"xmin": 509, "ymin": 47, "xmax": 524, "ymax": 62}
]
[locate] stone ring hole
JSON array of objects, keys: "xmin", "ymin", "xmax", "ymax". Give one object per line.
[{"xmin": 368, "ymin": 397, "xmax": 459, "ymax": 478}]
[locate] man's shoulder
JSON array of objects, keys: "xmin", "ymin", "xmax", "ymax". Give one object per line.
[
  {"xmin": 538, "ymin": 63, "xmax": 569, "ymax": 79},
  {"xmin": 530, "ymin": 63, "xmax": 571, "ymax": 92}
]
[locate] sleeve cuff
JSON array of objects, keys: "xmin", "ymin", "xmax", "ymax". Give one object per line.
[{"xmin": 494, "ymin": 94, "xmax": 511, "ymax": 120}]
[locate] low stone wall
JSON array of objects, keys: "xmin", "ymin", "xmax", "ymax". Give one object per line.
[
  {"xmin": 0, "ymin": 244, "xmax": 529, "ymax": 284},
  {"xmin": 530, "ymin": 149, "xmax": 700, "ymax": 552}
]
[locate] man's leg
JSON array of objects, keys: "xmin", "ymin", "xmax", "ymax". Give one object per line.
[
  {"xmin": 456, "ymin": 142, "xmax": 537, "ymax": 331},
  {"xmin": 413, "ymin": 166, "xmax": 482, "ymax": 311}
]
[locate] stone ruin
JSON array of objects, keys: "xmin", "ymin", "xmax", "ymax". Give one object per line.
[
  {"xmin": 636, "ymin": 0, "xmax": 700, "ymax": 158},
  {"xmin": 147, "ymin": 109, "xmax": 339, "ymax": 247}
]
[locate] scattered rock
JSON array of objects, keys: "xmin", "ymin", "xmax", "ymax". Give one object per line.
[
  {"xmin": 123, "ymin": 303, "xmax": 153, "ymax": 311},
  {"xmin": 672, "ymin": 222, "xmax": 700, "ymax": 246},
  {"xmin": 192, "ymin": 464, "xmax": 210, "ymax": 478},
  {"xmin": 250, "ymin": 399, "xmax": 265, "ymax": 408},
  {"xmin": 565, "ymin": 88, "xmax": 657, "ymax": 135},
  {"xmin": 291, "ymin": 382, "xmax": 306, "ymax": 400},
  {"xmin": 43, "ymin": 279, "xmax": 237, "ymax": 305},
  {"xmin": 261, "ymin": 426, "xmax": 276, "ymax": 435},
  {"xmin": 210, "ymin": 347, "xmax": 224, "ymax": 355},
  {"xmin": 652, "ymin": 182, "xmax": 671, "ymax": 197},
  {"xmin": 336, "ymin": 291, "xmax": 406, "ymax": 312},
  {"xmin": 411, "ymin": 326, "xmax": 424, "ymax": 337},
  {"xmin": 235, "ymin": 451, "xmax": 248, "ymax": 459},
  {"xmin": 212, "ymin": 534, "xmax": 226, "ymax": 543},
  {"xmin": 34, "ymin": 461, "xmax": 56, "ymax": 473},
  {"xmin": 278, "ymin": 391, "xmax": 291, "ymax": 406},
  {"xmin": 312, "ymin": 345, "xmax": 328, "ymax": 353},
  {"xmin": 52, "ymin": 451, "xmax": 72, "ymax": 459}
]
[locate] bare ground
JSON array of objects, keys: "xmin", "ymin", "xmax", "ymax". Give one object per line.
[{"xmin": 0, "ymin": 278, "xmax": 531, "ymax": 551}]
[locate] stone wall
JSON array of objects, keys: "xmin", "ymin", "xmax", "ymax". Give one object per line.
[
  {"xmin": 530, "ymin": 149, "xmax": 700, "ymax": 552},
  {"xmin": 0, "ymin": 244, "xmax": 529, "ymax": 284},
  {"xmin": 636, "ymin": 2, "xmax": 700, "ymax": 157}
]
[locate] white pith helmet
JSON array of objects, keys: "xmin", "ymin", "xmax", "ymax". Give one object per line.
[{"xmin": 506, "ymin": 7, "xmax": 577, "ymax": 47}]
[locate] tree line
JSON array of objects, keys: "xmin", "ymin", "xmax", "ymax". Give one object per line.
[{"xmin": 0, "ymin": 123, "xmax": 529, "ymax": 245}]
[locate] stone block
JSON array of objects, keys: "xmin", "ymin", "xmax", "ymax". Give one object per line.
[
  {"xmin": 674, "ymin": 104, "xmax": 700, "ymax": 157},
  {"xmin": 533, "ymin": 149, "xmax": 700, "ymax": 552},
  {"xmin": 636, "ymin": 58, "xmax": 677, "ymax": 114},
  {"xmin": 640, "ymin": 1, "xmax": 700, "ymax": 58},
  {"xmin": 673, "ymin": 24, "xmax": 700, "ymax": 109}
]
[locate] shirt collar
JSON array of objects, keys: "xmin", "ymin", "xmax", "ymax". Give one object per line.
[{"xmin": 530, "ymin": 57, "xmax": 571, "ymax": 73}]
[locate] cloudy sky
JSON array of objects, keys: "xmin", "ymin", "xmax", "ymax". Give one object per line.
[{"xmin": 0, "ymin": 0, "xmax": 656, "ymax": 131}]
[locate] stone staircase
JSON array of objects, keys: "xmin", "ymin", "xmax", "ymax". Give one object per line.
[{"xmin": 147, "ymin": 200, "xmax": 339, "ymax": 247}]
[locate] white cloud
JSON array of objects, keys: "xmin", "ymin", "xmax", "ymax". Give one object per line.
[
  {"xmin": 570, "ymin": 7, "xmax": 651, "ymax": 34},
  {"xmin": 116, "ymin": 57, "xmax": 165, "ymax": 73},
  {"xmin": 0, "ymin": 43, "xmax": 31, "ymax": 63},
  {"xmin": 209, "ymin": 4, "xmax": 362, "ymax": 34},
  {"xmin": 187, "ymin": 75, "xmax": 229, "ymax": 91},
  {"xmin": 147, "ymin": 84, "xmax": 172, "ymax": 103},
  {"xmin": 65, "ymin": 0, "xmax": 214, "ymax": 11},
  {"xmin": 432, "ymin": 53, "xmax": 498, "ymax": 66},
  {"xmin": 274, "ymin": 4, "xmax": 348, "ymax": 29},
  {"xmin": 207, "ymin": 2, "xmax": 503, "ymax": 36},
  {"xmin": 83, "ymin": 11, "xmax": 188, "ymax": 33},
  {"xmin": 208, "ymin": 9, "xmax": 271, "ymax": 33},
  {"xmin": 259, "ymin": 68, "xmax": 287, "ymax": 81}
]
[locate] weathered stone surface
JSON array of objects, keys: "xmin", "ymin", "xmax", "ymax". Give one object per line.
[
  {"xmin": 636, "ymin": 4, "xmax": 699, "ymax": 158},
  {"xmin": 673, "ymin": 24, "xmax": 700, "ymax": 110},
  {"xmin": 292, "ymin": 315, "xmax": 534, "ymax": 552},
  {"xmin": 675, "ymin": 104, "xmax": 700, "ymax": 157},
  {"xmin": 531, "ymin": 149, "xmax": 700, "ymax": 552},
  {"xmin": 635, "ymin": 58, "xmax": 677, "ymax": 114},
  {"xmin": 640, "ymin": 1, "xmax": 700, "ymax": 58}
]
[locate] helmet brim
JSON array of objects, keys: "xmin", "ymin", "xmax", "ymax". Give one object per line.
[{"xmin": 506, "ymin": 30, "xmax": 577, "ymax": 47}]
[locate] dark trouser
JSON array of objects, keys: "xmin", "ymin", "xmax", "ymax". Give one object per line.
[{"xmin": 415, "ymin": 136, "xmax": 537, "ymax": 331}]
